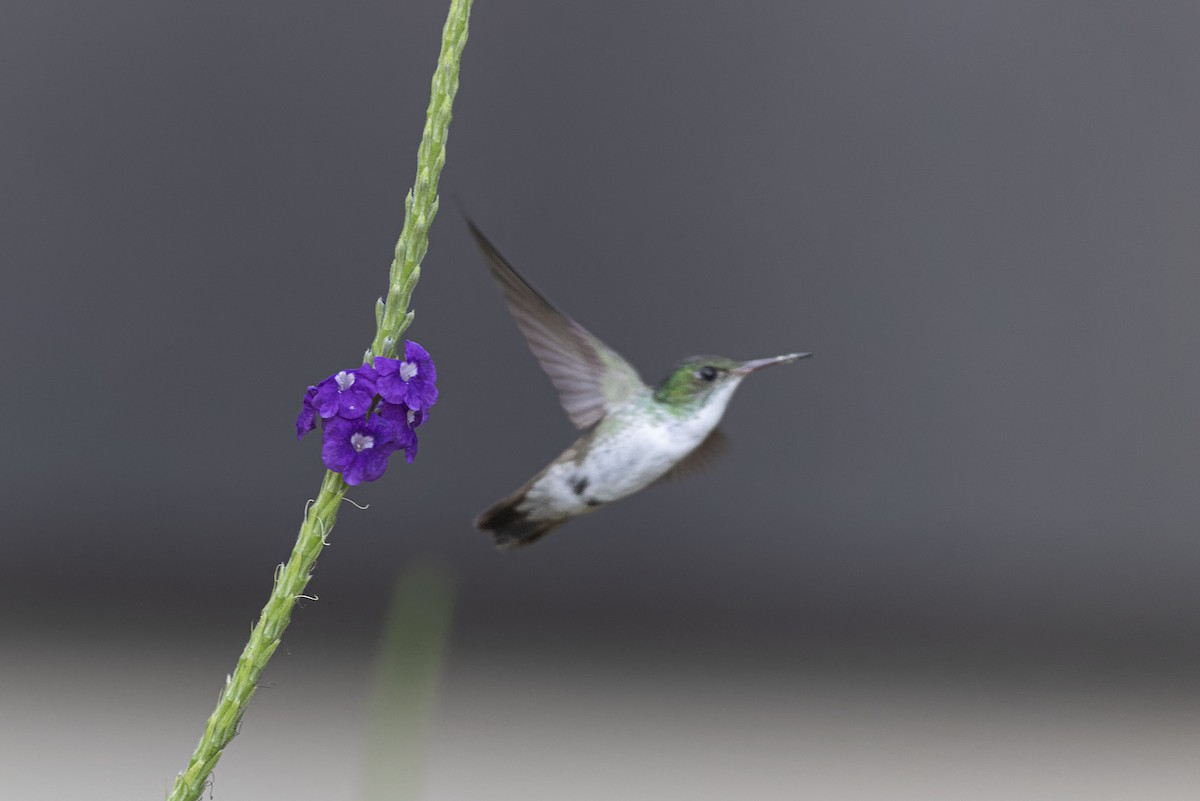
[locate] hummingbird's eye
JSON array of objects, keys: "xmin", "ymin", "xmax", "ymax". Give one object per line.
[{"xmin": 697, "ymin": 365, "xmax": 718, "ymax": 382}]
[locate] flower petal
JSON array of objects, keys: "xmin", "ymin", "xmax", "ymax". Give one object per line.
[
  {"xmin": 320, "ymin": 414, "xmax": 400, "ymax": 483},
  {"xmin": 295, "ymin": 386, "xmax": 319, "ymax": 440}
]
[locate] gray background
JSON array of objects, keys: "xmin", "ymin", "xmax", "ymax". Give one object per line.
[{"xmin": 3, "ymin": 1, "xmax": 1199, "ymax": 798}]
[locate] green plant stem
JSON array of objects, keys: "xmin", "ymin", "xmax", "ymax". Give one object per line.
[
  {"xmin": 371, "ymin": 0, "xmax": 472, "ymax": 360},
  {"xmin": 168, "ymin": 471, "xmax": 347, "ymax": 801},
  {"xmin": 167, "ymin": 2, "xmax": 472, "ymax": 798}
]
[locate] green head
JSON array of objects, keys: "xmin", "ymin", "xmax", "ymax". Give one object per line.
[{"xmin": 652, "ymin": 352, "xmax": 811, "ymax": 411}]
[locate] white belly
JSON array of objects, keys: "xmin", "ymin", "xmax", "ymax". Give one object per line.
[{"xmin": 519, "ymin": 383, "xmax": 738, "ymax": 521}]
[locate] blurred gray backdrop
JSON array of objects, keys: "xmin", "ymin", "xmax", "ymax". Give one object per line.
[{"xmin": 3, "ymin": 2, "xmax": 1200, "ymax": 799}]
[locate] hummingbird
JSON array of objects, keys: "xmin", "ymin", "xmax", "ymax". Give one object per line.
[{"xmin": 469, "ymin": 221, "xmax": 811, "ymax": 550}]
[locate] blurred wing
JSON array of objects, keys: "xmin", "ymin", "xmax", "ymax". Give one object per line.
[
  {"xmin": 659, "ymin": 428, "xmax": 730, "ymax": 482},
  {"xmin": 469, "ymin": 221, "xmax": 645, "ymax": 429}
]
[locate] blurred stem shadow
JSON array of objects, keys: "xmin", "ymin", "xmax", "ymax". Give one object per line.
[{"xmin": 361, "ymin": 561, "xmax": 458, "ymax": 801}]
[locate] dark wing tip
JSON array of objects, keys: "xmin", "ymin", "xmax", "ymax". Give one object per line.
[
  {"xmin": 463, "ymin": 215, "xmax": 490, "ymax": 253},
  {"xmin": 465, "ymin": 219, "xmax": 561, "ymax": 312}
]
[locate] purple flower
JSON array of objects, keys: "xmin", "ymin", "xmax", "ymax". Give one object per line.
[
  {"xmin": 378, "ymin": 401, "xmax": 424, "ymax": 463},
  {"xmin": 312, "ymin": 364, "xmax": 378, "ymax": 421},
  {"xmin": 376, "ymin": 341, "xmax": 438, "ymax": 411},
  {"xmin": 320, "ymin": 415, "xmax": 400, "ymax": 485},
  {"xmin": 295, "ymin": 344, "xmax": 438, "ymax": 480},
  {"xmin": 296, "ymin": 385, "xmax": 319, "ymax": 440}
]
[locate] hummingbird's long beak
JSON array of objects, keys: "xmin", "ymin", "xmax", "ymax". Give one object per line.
[{"xmin": 734, "ymin": 352, "xmax": 813, "ymax": 375}]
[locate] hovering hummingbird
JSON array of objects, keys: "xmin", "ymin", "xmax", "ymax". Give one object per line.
[{"xmin": 469, "ymin": 222, "xmax": 811, "ymax": 549}]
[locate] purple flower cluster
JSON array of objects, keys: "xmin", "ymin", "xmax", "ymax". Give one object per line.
[{"xmin": 296, "ymin": 340, "xmax": 438, "ymax": 485}]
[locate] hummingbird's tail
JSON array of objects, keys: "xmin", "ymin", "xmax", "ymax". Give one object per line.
[{"xmin": 474, "ymin": 496, "xmax": 563, "ymax": 550}]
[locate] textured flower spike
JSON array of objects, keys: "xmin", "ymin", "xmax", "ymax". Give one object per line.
[
  {"xmin": 170, "ymin": 2, "xmax": 470, "ymax": 796},
  {"xmin": 376, "ymin": 340, "xmax": 439, "ymax": 411}
]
